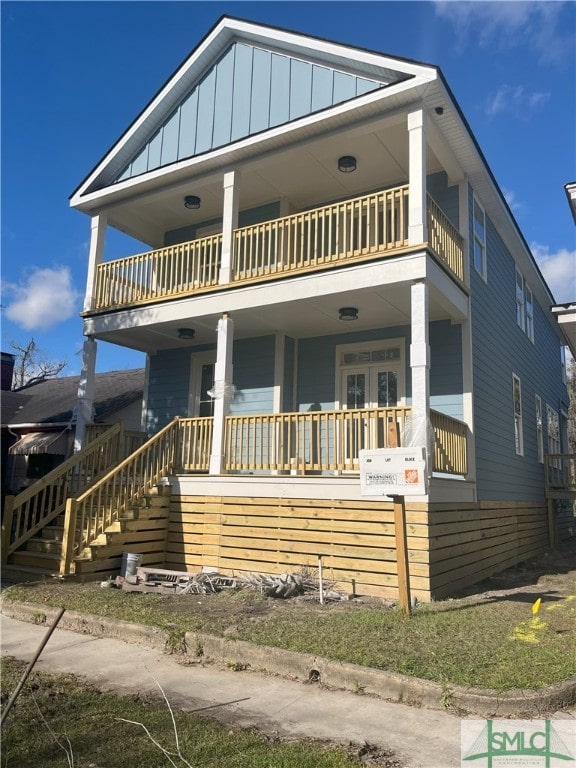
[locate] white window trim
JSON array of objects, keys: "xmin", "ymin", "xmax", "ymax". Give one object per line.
[
  {"xmin": 472, "ymin": 196, "xmax": 487, "ymax": 281},
  {"xmin": 334, "ymin": 338, "xmax": 406, "ymax": 409},
  {"xmin": 535, "ymin": 395, "xmax": 543, "ymax": 464},
  {"xmin": 546, "ymin": 403, "xmax": 560, "ymax": 455},
  {"xmin": 187, "ymin": 351, "xmax": 217, "ymax": 417},
  {"xmin": 512, "ymin": 373, "xmax": 523, "ymax": 456},
  {"xmin": 515, "ymin": 267, "xmax": 534, "ymax": 343}
]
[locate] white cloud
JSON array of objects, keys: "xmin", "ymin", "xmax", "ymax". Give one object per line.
[
  {"xmin": 4, "ymin": 267, "xmax": 80, "ymax": 330},
  {"xmin": 531, "ymin": 243, "xmax": 576, "ymax": 303},
  {"xmin": 486, "ymin": 84, "xmax": 550, "ymax": 118},
  {"xmin": 503, "ymin": 188, "xmax": 524, "ymax": 215},
  {"xmin": 434, "ymin": 1, "xmax": 572, "ymax": 66}
]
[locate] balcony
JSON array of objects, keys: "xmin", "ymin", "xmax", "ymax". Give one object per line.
[{"xmin": 90, "ymin": 186, "xmax": 464, "ymax": 313}]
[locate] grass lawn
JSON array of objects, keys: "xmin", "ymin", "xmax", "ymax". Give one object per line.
[
  {"xmin": 1, "ymin": 657, "xmax": 395, "ymax": 768},
  {"xmin": 3, "ymin": 546, "xmax": 575, "ymax": 693}
]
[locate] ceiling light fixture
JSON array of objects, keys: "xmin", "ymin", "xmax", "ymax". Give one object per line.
[
  {"xmin": 184, "ymin": 195, "xmax": 201, "ymax": 209},
  {"xmin": 338, "ymin": 155, "xmax": 357, "ymax": 173},
  {"xmin": 339, "ymin": 307, "xmax": 358, "ymax": 322},
  {"xmin": 178, "ymin": 327, "xmax": 196, "ymax": 339}
]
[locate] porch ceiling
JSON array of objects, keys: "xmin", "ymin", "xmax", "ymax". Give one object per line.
[
  {"xmin": 86, "ymin": 271, "xmax": 461, "ymax": 354},
  {"xmin": 103, "ymin": 117, "xmax": 445, "ymax": 248}
]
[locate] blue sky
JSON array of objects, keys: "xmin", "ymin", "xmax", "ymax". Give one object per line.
[{"xmin": 2, "ymin": 1, "xmax": 575, "ymax": 377}]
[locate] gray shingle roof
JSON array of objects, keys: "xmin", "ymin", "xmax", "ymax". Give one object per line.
[{"xmin": 2, "ymin": 369, "xmax": 145, "ymax": 426}]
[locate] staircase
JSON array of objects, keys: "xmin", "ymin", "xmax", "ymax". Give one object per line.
[{"xmin": 1, "ymin": 421, "xmax": 177, "ymax": 582}]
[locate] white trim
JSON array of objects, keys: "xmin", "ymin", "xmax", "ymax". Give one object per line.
[
  {"xmin": 84, "ymin": 215, "xmax": 107, "ymax": 312},
  {"xmin": 458, "ymin": 178, "xmax": 470, "ymax": 287},
  {"xmin": 472, "ymin": 194, "xmax": 487, "ymax": 282},
  {"xmin": 512, "ymin": 372, "xmax": 523, "ymax": 457},
  {"xmin": 535, "ymin": 394, "xmax": 544, "ymax": 464},
  {"xmin": 219, "ymin": 170, "xmax": 240, "ymax": 284},
  {"xmin": 209, "ymin": 314, "xmax": 234, "ymax": 474},
  {"xmin": 460, "ymin": 308, "xmax": 476, "ymax": 486},
  {"xmin": 273, "ymin": 333, "xmax": 285, "ymax": 413},
  {"xmin": 141, "ymin": 354, "xmax": 151, "ymax": 433},
  {"xmin": 188, "ymin": 350, "xmax": 216, "ymax": 417},
  {"xmin": 407, "ymin": 108, "xmax": 427, "ymax": 245},
  {"xmin": 74, "ymin": 338, "xmax": 97, "ymax": 452}
]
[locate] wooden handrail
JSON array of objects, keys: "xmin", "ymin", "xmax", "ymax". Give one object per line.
[
  {"xmin": 3, "ymin": 423, "xmax": 125, "ymax": 561},
  {"xmin": 60, "ymin": 418, "xmax": 180, "ymax": 574},
  {"xmin": 427, "ymin": 196, "xmax": 464, "ymax": 281},
  {"xmin": 430, "ymin": 410, "xmax": 468, "ymax": 475}
]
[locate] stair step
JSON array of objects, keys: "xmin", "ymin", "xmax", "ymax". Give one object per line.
[
  {"xmin": 26, "ymin": 537, "xmax": 63, "ymax": 554},
  {"xmin": 1, "ymin": 564, "xmax": 62, "ymax": 584},
  {"xmin": 40, "ymin": 525, "xmax": 64, "ymax": 541},
  {"xmin": 9, "ymin": 550, "xmax": 62, "ymax": 571}
]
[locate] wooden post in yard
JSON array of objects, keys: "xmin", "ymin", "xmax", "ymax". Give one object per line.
[
  {"xmin": 388, "ymin": 417, "xmax": 412, "ymax": 617},
  {"xmin": 59, "ymin": 498, "xmax": 78, "ymax": 576}
]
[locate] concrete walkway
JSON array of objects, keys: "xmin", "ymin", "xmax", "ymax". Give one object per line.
[{"xmin": 1, "ymin": 613, "xmax": 463, "ymax": 768}]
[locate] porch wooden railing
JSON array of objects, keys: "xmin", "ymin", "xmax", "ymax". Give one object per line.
[
  {"xmin": 1, "ymin": 423, "xmax": 126, "ymax": 562},
  {"xmin": 88, "ymin": 185, "xmax": 466, "ymax": 313},
  {"xmin": 178, "ymin": 417, "xmax": 213, "ymax": 471},
  {"xmin": 232, "ymin": 186, "xmax": 409, "ymax": 282},
  {"xmin": 430, "ymin": 410, "xmax": 468, "ymax": 476},
  {"xmin": 59, "ymin": 419, "xmax": 181, "ymax": 575},
  {"xmin": 427, "ymin": 195, "xmax": 464, "ymax": 281},
  {"xmin": 544, "ymin": 454, "xmax": 576, "ymax": 498},
  {"xmin": 85, "ymin": 425, "xmax": 147, "ymax": 455},
  {"xmin": 92, "ymin": 234, "xmax": 222, "ymax": 310}
]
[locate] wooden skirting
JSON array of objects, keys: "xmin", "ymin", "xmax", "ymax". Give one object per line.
[{"xmin": 165, "ymin": 495, "xmax": 549, "ymax": 601}]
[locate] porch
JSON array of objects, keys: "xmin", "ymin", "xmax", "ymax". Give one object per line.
[{"xmin": 88, "ymin": 186, "xmax": 463, "ymax": 314}]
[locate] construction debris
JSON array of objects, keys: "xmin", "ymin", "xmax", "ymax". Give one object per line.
[{"xmin": 115, "ymin": 564, "xmax": 349, "ymax": 601}]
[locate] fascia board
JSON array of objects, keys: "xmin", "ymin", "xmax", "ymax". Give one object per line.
[
  {"xmin": 71, "ymin": 72, "xmax": 435, "ymax": 212},
  {"xmin": 71, "ymin": 18, "xmax": 436, "ymax": 207}
]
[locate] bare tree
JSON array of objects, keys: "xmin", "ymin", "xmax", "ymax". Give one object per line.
[{"xmin": 9, "ymin": 339, "xmax": 67, "ymax": 389}]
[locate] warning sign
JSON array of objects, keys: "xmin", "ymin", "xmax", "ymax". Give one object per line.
[{"xmin": 360, "ymin": 448, "xmax": 428, "ymax": 497}]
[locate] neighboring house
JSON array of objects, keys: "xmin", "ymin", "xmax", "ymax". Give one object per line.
[
  {"xmin": 2, "ymin": 368, "xmax": 145, "ymax": 493},
  {"xmin": 4, "ymin": 18, "xmax": 574, "ymax": 597}
]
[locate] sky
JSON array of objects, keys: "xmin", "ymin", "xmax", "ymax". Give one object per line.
[{"xmin": 2, "ymin": 0, "xmax": 575, "ymax": 378}]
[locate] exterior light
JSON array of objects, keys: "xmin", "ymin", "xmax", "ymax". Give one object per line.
[
  {"xmin": 435, "ymin": 106, "xmax": 444, "ymax": 115},
  {"xmin": 184, "ymin": 195, "xmax": 201, "ymax": 209},
  {"xmin": 339, "ymin": 307, "xmax": 358, "ymax": 321},
  {"xmin": 338, "ymin": 155, "xmax": 357, "ymax": 173},
  {"xmin": 178, "ymin": 327, "xmax": 195, "ymax": 339}
]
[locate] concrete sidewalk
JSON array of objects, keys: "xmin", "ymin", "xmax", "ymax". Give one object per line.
[{"xmin": 1, "ymin": 613, "xmax": 463, "ymax": 768}]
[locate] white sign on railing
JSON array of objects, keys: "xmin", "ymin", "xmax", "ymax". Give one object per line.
[{"xmin": 359, "ymin": 447, "xmax": 428, "ymax": 497}]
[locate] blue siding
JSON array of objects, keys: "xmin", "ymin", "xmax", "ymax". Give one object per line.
[
  {"xmin": 115, "ymin": 42, "xmax": 383, "ymax": 182},
  {"xmin": 230, "ymin": 336, "xmax": 275, "ymax": 415},
  {"xmin": 427, "ymin": 172, "xmax": 459, "ymax": 230},
  {"xmin": 430, "ymin": 320, "xmax": 463, "ymax": 420},
  {"xmin": 283, "ymin": 337, "xmax": 295, "ymax": 411},
  {"xmin": 468, "ymin": 184, "xmax": 568, "ymax": 501},
  {"xmin": 146, "ymin": 349, "xmax": 192, "ymax": 433}
]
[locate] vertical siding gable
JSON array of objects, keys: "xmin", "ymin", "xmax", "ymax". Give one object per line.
[{"xmin": 114, "ymin": 42, "xmax": 384, "ymax": 183}]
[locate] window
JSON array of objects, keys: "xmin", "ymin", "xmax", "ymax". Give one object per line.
[
  {"xmin": 515, "ymin": 268, "xmax": 534, "ymax": 342},
  {"xmin": 535, "ymin": 395, "xmax": 543, "ymax": 463},
  {"xmin": 512, "ymin": 374, "xmax": 523, "ymax": 455},
  {"xmin": 473, "ymin": 197, "xmax": 486, "ymax": 279},
  {"xmin": 546, "ymin": 405, "xmax": 560, "ymax": 455}
]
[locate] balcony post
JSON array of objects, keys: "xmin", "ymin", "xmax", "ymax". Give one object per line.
[
  {"xmin": 410, "ymin": 281, "xmax": 431, "ymax": 465},
  {"xmin": 219, "ymin": 170, "xmax": 240, "ymax": 284},
  {"xmin": 209, "ymin": 313, "xmax": 234, "ymax": 474},
  {"xmin": 84, "ymin": 214, "xmax": 107, "ymax": 311},
  {"xmin": 74, "ymin": 336, "xmax": 97, "ymax": 453},
  {"xmin": 407, "ymin": 109, "xmax": 428, "ymax": 246}
]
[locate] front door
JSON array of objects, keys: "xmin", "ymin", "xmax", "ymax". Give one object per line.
[{"xmin": 341, "ymin": 365, "xmax": 399, "ymax": 410}]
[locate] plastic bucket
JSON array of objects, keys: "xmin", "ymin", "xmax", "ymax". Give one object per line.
[{"xmin": 121, "ymin": 552, "xmax": 142, "ymax": 578}]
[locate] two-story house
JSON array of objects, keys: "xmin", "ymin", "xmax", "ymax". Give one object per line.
[{"xmin": 4, "ymin": 17, "xmax": 573, "ymax": 599}]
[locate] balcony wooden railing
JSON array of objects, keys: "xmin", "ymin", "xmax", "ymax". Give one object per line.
[
  {"xmin": 232, "ymin": 186, "xmax": 409, "ymax": 282},
  {"xmin": 430, "ymin": 410, "xmax": 468, "ymax": 476},
  {"xmin": 427, "ymin": 196, "xmax": 464, "ymax": 281},
  {"xmin": 59, "ymin": 419, "xmax": 181, "ymax": 574},
  {"xmin": 88, "ymin": 185, "xmax": 464, "ymax": 313},
  {"xmin": 92, "ymin": 234, "xmax": 222, "ymax": 310},
  {"xmin": 179, "ymin": 417, "xmax": 213, "ymax": 471}
]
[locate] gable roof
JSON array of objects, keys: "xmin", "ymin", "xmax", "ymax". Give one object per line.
[
  {"xmin": 2, "ymin": 368, "xmax": 145, "ymax": 427},
  {"xmin": 70, "ymin": 15, "xmax": 435, "ymax": 204}
]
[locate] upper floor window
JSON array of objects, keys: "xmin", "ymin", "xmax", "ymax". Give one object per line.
[
  {"xmin": 546, "ymin": 404, "xmax": 560, "ymax": 455},
  {"xmin": 512, "ymin": 373, "xmax": 523, "ymax": 456},
  {"xmin": 473, "ymin": 197, "xmax": 487, "ymax": 280},
  {"xmin": 515, "ymin": 268, "xmax": 534, "ymax": 342},
  {"xmin": 535, "ymin": 395, "xmax": 543, "ymax": 463}
]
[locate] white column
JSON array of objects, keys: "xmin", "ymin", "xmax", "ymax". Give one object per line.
[
  {"xmin": 410, "ymin": 281, "xmax": 430, "ymax": 459},
  {"xmin": 458, "ymin": 177, "xmax": 470, "ymax": 285},
  {"xmin": 209, "ymin": 313, "xmax": 234, "ymax": 474},
  {"xmin": 219, "ymin": 171, "xmax": 240, "ymax": 284},
  {"xmin": 74, "ymin": 337, "xmax": 97, "ymax": 452},
  {"xmin": 84, "ymin": 214, "xmax": 107, "ymax": 311},
  {"xmin": 407, "ymin": 109, "xmax": 428, "ymax": 246}
]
